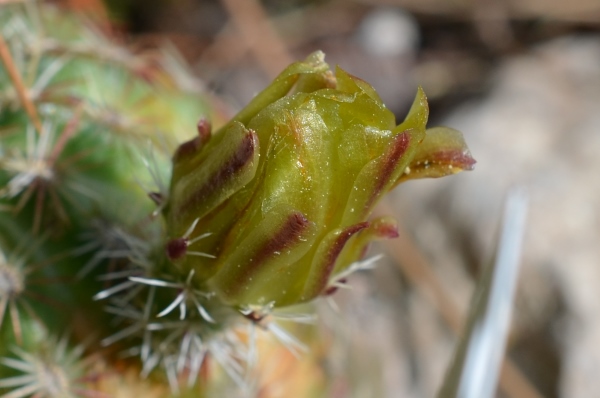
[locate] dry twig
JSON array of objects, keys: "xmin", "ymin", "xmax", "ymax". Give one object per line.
[
  {"xmin": 0, "ymin": 33, "xmax": 43, "ymax": 134},
  {"xmin": 219, "ymin": 0, "xmax": 294, "ymax": 79},
  {"xmin": 375, "ymin": 198, "xmax": 543, "ymax": 398}
]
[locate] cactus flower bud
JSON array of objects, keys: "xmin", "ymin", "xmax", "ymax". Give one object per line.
[{"xmin": 165, "ymin": 51, "xmax": 475, "ymax": 308}]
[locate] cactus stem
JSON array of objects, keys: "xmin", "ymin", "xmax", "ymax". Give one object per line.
[
  {"xmin": 29, "ymin": 56, "xmax": 70, "ymax": 104},
  {"xmin": 2, "ymin": 125, "xmax": 53, "ymax": 198},
  {"xmin": 74, "ymin": 220, "xmax": 150, "ymax": 279},
  {"xmin": 0, "ymin": 336, "xmax": 96, "ymax": 398},
  {"xmin": 1, "ymin": 119, "xmax": 82, "ymax": 232}
]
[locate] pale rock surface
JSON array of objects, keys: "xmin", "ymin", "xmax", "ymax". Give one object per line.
[{"xmin": 393, "ymin": 35, "xmax": 600, "ymax": 397}]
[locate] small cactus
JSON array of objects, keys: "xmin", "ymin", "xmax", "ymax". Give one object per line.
[{"xmin": 0, "ymin": 2, "xmax": 475, "ymax": 397}]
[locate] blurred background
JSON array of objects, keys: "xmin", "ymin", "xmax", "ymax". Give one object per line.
[{"xmin": 46, "ymin": 0, "xmax": 600, "ymax": 396}]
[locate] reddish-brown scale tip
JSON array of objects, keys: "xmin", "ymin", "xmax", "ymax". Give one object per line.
[
  {"xmin": 172, "ymin": 118, "xmax": 212, "ymax": 162},
  {"xmin": 375, "ymin": 223, "xmax": 399, "ymax": 238},
  {"xmin": 324, "ymin": 278, "xmax": 347, "ymax": 296},
  {"xmin": 197, "ymin": 118, "xmax": 212, "ymax": 141},
  {"xmin": 243, "ymin": 311, "xmax": 267, "ymax": 324},
  {"xmin": 166, "ymin": 238, "xmax": 188, "ymax": 260},
  {"xmin": 148, "ymin": 192, "xmax": 163, "ymax": 205},
  {"xmin": 173, "ymin": 137, "xmax": 201, "ymax": 161},
  {"xmin": 431, "ymin": 149, "xmax": 477, "ymax": 171}
]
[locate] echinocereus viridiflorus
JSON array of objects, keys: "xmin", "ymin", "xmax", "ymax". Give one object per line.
[{"xmin": 0, "ymin": 4, "xmax": 475, "ymax": 394}]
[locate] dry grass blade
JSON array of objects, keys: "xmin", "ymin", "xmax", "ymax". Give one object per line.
[
  {"xmin": 219, "ymin": 0, "xmax": 294, "ymax": 79},
  {"xmin": 438, "ymin": 188, "xmax": 528, "ymax": 398},
  {"xmin": 375, "ymin": 198, "xmax": 542, "ymax": 398}
]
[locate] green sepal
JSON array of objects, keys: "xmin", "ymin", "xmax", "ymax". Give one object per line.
[
  {"xmin": 209, "ymin": 205, "xmax": 317, "ymax": 306},
  {"xmin": 167, "ymin": 121, "xmax": 259, "ymax": 239},
  {"xmin": 301, "ymin": 221, "xmax": 369, "ymax": 301},
  {"xmin": 396, "ymin": 126, "xmax": 476, "ymax": 184},
  {"xmin": 332, "ymin": 216, "xmax": 399, "ymax": 277},
  {"xmin": 221, "ymin": 51, "xmax": 331, "ymax": 130}
]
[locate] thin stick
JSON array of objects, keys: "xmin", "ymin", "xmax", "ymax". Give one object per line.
[
  {"xmin": 0, "ymin": 33, "xmax": 43, "ymax": 134},
  {"xmin": 375, "ymin": 199, "xmax": 542, "ymax": 398},
  {"xmin": 219, "ymin": 0, "xmax": 294, "ymax": 79}
]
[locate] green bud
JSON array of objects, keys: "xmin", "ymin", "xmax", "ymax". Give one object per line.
[{"xmin": 165, "ymin": 51, "xmax": 475, "ymax": 307}]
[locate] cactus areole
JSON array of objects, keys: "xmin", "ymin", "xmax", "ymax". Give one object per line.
[{"xmin": 164, "ymin": 51, "xmax": 475, "ymax": 308}]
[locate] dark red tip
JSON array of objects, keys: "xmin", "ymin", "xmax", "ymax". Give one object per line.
[
  {"xmin": 173, "ymin": 118, "xmax": 212, "ymax": 162},
  {"xmin": 375, "ymin": 223, "xmax": 399, "ymax": 239},
  {"xmin": 324, "ymin": 278, "xmax": 347, "ymax": 296},
  {"xmin": 166, "ymin": 238, "xmax": 188, "ymax": 260},
  {"xmin": 197, "ymin": 118, "xmax": 212, "ymax": 142},
  {"xmin": 429, "ymin": 149, "xmax": 477, "ymax": 171},
  {"xmin": 243, "ymin": 311, "xmax": 267, "ymax": 324},
  {"xmin": 173, "ymin": 137, "xmax": 201, "ymax": 161},
  {"xmin": 148, "ymin": 192, "xmax": 163, "ymax": 205}
]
